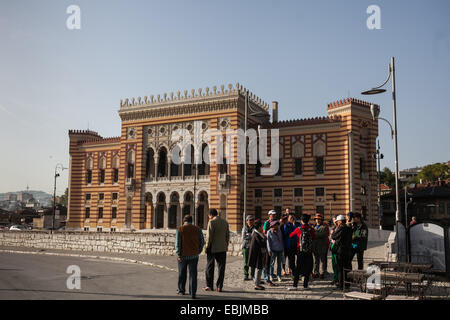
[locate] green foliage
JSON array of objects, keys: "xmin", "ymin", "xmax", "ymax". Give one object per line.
[
  {"xmin": 379, "ymin": 167, "xmax": 396, "ymax": 187},
  {"xmin": 58, "ymin": 188, "xmax": 69, "ymax": 207},
  {"xmin": 416, "ymin": 163, "xmax": 449, "ymax": 183}
]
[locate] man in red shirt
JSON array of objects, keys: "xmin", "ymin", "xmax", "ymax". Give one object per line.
[{"xmin": 288, "ymin": 214, "xmax": 315, "ymax": 290}]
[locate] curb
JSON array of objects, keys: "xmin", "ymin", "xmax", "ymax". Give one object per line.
[{"xmin": 0, "ymin": 249, "xmax": 178, "ymax": 272}]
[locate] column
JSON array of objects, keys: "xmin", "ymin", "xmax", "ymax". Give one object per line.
[{"xmin": 164, "ymin": 200, "xmax": 170, "ymax": 229}]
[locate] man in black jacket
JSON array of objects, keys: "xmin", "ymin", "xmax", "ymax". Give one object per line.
[
  {"xmin": 241, "ymin": 215, "xmax": 255, "ymax": 281},
  {"xmin": 331, "ymin": 214, "xmax": 353, "ymax": 290}
]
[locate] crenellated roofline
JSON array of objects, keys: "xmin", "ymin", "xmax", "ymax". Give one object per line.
[{"xmin": 118, "ymin": 83, "xmax": 270, "ymax": 122}]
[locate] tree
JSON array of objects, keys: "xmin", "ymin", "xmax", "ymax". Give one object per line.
[
  {"xmin": 416, "ymin": 163, "xmax": 449, "ymax": 183},
  {"xmin": 58, "ymin": 188, "xmax": 69, "ymax": 207},
  {"xmin": 379, "ymin": 167, "xmax": 395, "ymax": 188}
]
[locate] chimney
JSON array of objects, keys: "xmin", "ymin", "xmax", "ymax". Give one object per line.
[{"xmin": 272, "ymin": 101, "xmax": 278, "ymax": 123}]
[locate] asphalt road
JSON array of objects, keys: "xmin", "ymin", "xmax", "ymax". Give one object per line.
[{"xmin": 0, "ymin": 252, "xmax": 256, "ymax": 300}]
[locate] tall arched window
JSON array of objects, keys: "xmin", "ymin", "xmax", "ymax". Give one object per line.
[
  {"xmin": 170, "ymin": 145, "xmax": 181, "ymax": 177},
  {"xmin": 145, "ymin": 148, "xmax": 155, "ymax": 179},
  {"xmin": 99, "ymin": 157, "xmax": 106, "ymax": 184},
  {"xmin": 127, "ymin": 149, "xmax": 135, "ymax": 179},
  {"xmin": 183, "ymin": 144, "xmax": 194, "ymax": 176},
  {"xmin": 198, "ymin": 143, "xmax": 209, "ymax": 175},
  {"xmin": 157, "ymin": 147, "xmax": 168, "ymax": 177},
  {"xmin": 86, "ymin": 158, "xmax": 93, "ymax": 184},
  {"xmin": 112, "ymin": 155, "xmax": 120, "ymax": 183}
]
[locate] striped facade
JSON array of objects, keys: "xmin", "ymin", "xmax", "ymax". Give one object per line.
[{"xmin": 66, "ymin": 84, "xmax": 379, "ymax": 232}]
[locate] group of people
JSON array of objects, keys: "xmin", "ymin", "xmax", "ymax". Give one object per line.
[
  {"xmin": 174, "ymin": 207, "xmax": 368, "ymax": 299},
  {"xmin": 242, "ymin": 209, "xmax": 369, "ymax": 291}
]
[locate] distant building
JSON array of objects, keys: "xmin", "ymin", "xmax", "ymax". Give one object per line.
[
  {"xmin": 33, "ymin": 206, "xmax": 67, "ymax": 229},
  {"xmin": 4, "ymin": 194, "xmax": 17, "ymax": 202},
  {"xmin": 381, "ymin": 182, "xmax": 450, "ymax": 229},
  {"xmin": 379, "ymin": 183, "xmax": 391, "ymax": 196},
  {"xmin": 0, "ymin": 209, "xmax": 10, "ymax": 226},
  {"xmin": 399, "ymin": 167, "xmax": 422, "ymax": 183},
  {"xmin": 17, "ymin": 192, "xmax": 33, "ymax": 202}
]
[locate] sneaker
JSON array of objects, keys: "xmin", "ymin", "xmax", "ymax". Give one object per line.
[
  {"xmin": 312, "ymin": 273, "xmax": 319, "ymax": 279},
  {"xmin": 177, "ymin": 291, "xmax": 185, "ymax": 295},
  {"xmin": 287, "ymin": 286, "xmax": 298, "ymax": 291},
  {"xmin": 277, "ymin": 276, "xmax": 282, "ymax": 283},
  {"xmin": 254, "ymin": 285, "xmax": 265, "ymax": 290},
  {"xmin": 267, "ymin": 281, "xmax": 275, "ymax": 286}
]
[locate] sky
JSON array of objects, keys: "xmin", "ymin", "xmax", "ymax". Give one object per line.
[{"xmin": 0, "ymin": 0, "xmax": 449, "ymax": 195}]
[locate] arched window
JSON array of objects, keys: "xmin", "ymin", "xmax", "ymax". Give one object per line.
[
  {"xmin": 183, "ymin": 144, "xmax": 194, "ymax": 176},
  {"xmin": 313, "ymin": 140, "xmax": 326, "ymax": 175},
  {"xmin": 99, "ymin": 157, "xmax": 106, "ymax": 184},
  {"xmin": 292, "ymin": 141, "xmax": 304, "ymax": 176},
  {"xmin": 127, "ymin": 150, "xmax": 135, "ymax": 179},
  {"xmin": 157, "ymin": 147, "xmax": 168, "ymax": 177},
  {"xmin": 170, "ymin": 145, "xmax": 181, "ymax": 177},
  {"xmin": 112, "ymin": 155, "xmax": 120, "ymax": 183},
  {"xmin": 198, "ymin": 143, "xmax": 209, "ymax": 175},
  {"xmin": 145, "ymin": 148, "xmax": 155, "ymax": 179},
  {"xmin": 86, "ymin": 158, "xmax": 93, "ymax": 184}
]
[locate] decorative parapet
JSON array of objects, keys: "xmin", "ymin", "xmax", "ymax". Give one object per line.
[
  {"xmin": 119, "ymin": 83, "xmax": 270, "ymax": 113},
  {"xmin": 78, "ymin": 137, "xmax": 121, "ymax": 146},
  {"xmin": 327, "ymin": 98, "xmax": 378, "ymax": 110},
  {"xmin": 68, "ymin": 129, "xmax": 101, "ymax": 137},
  {"xmin": 263, "ymin": 116, "xmax": 342, "ymax": 129}
]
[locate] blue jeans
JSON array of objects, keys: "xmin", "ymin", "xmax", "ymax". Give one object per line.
[
  {"xmin": 269, "ymin": 250, "xmax": 283, "ymax": 278},
  {"xmin": 178, "ymin": 256, "xmax": 198, "ymax": 297}
]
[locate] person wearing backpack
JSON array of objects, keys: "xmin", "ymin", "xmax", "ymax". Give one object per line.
[{"xmin": 288, "ymin": 214, "xmax": 315, "ymax": 290}]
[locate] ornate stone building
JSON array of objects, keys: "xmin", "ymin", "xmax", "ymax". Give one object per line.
[{"xmin": 66, "ymin": 83, "xmax": 379, "ymax": 232}]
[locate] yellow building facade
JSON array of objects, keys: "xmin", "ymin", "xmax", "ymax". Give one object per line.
[{"xmin": 66, "ymin": 83, "xmax": 379, "ymax": 232}]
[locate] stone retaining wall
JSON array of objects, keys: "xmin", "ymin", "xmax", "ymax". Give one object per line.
[{"xmin": 0, "ymin": 230, "xmax": 243, "ymax": 256}]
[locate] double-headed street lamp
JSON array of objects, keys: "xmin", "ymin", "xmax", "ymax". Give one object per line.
[
  {"xmin": 361, "ymin": 57, "xmax": 400, "ymax": 235},
  {"xmin": 52, "ymin": 163, "xmax": 68, "ymax": 233}
]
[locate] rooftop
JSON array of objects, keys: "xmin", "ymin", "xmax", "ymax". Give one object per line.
[{"xmin": 118, "ymin": 83, "xmax": 270, "ymax": 113}]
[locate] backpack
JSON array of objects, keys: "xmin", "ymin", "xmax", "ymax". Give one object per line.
[{"xmin": 298, "ymin": 227, "xmax": 312, "ymax": 253}]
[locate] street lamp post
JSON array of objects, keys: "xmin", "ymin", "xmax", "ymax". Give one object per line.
[
  {"xmin": 242, "ymin": 89, "xmax": 269, "ymax": 230},
  {"xmin": 373, "ymin": 140, "xmax": 384, "ymax": 230},
  {"xmin": 362, "ymin": 57, "xmax": 401, "ymax": 256},
  {"xmin": 52, "ymin": 163, "xmax": 67, "ymax": 234}
]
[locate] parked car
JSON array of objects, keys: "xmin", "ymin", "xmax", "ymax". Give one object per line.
[{"xmin": 9, "ymin": 225, "xmax": 26, "ymax": 231}]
